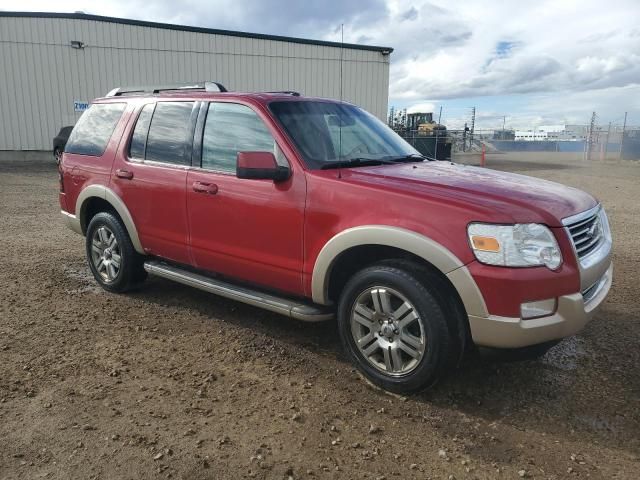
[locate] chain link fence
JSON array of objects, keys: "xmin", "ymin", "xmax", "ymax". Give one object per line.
[
  {"xmin": 388, "ymin": 107, "xmax": 640, "ymax": 160},
  {"xmin": 467, "ymin": 125, "xmax": 640, "ymax": 160}
]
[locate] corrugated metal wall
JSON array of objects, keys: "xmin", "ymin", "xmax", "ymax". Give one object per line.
[{"xmin": 0, "ymin": 15, "xmax": 390, "ymax": 150}]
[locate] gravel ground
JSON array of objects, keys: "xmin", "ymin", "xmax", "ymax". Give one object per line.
[{"xmin": 0, "ymin": 153, "xmax": 638, "ymax": 479}]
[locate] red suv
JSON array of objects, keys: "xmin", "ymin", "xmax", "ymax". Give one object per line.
[{"xmin": 59, "ymin": 82, "xmax": 613, "ymax": 393}]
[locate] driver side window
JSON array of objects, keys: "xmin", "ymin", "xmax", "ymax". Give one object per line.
[{"xmin": 201, "ymin": 102, "xmax": 287, "ymax": 173}]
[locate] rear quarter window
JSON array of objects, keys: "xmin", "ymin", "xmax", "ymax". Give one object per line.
[{"xmin": 65, "ymin": 103, "xmax": 126, "ymax": 156}]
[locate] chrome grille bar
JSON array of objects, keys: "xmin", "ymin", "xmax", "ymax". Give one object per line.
[{"xmin": 564, "ymin": 206, "xmax": 604, "ymax": 259}]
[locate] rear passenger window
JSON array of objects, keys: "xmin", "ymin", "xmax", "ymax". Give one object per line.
[
  {"xmin": 202, "ymin": 103, "xmax": 283, "ymax": 173},
  {"xmin": 65, "ymin": 103, "xmax": 126, "ymax": 156},
  {"xmin": 145, "ymin": 102, "xmax": 194, "ymax": 165},
  {"xmin": 129, "ymin": 104, "xmax": 155, "ymax": 159}
]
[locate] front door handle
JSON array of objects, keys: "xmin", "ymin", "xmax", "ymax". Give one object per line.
[
  {"xmin": 115, "ymin": 169, "xmax": 134, "ymax": 180},
  {"xmin": 192, "ymin": 181, "xmax": 218, "ymax": 195}
]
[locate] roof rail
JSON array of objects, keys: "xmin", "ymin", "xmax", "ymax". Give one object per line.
[
  {"xmin": 105, "ymin": 81, "xmax": 228, "ymax": 97},
  {"xmin": 265, "ymin": 91, "xmax": 301, "ymax": 97}
]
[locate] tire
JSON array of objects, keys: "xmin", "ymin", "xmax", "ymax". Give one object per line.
[
  {"xmin": 54, "ymin": 148, "xmax": 62, "ymax": 165},
  {"xmin": 86, "ymin": 211, "xmax": 146, "ymax": 293},
  {"xmin": 337, "ymin": 263, "xmax": 453, "ymax": 394}
]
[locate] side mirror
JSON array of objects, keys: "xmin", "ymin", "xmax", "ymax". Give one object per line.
[{"xmin": 236, "ymin": 151, "xmax": 290, "ymax": 182}]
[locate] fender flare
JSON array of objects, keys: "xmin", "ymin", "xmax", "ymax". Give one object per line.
[
  {"xmin": 310, "ymin": 225, "xmax": 488, "ymax": 317},
  {"xmin": 75, "ymin": 185, "xmax": 145, "ymax": 254}
]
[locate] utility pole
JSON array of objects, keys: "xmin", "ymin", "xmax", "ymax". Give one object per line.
[
  {"xmin": 619, "ymin": 111, "xmax": 628, "ymax": 160},
  {"xmin": 434, "ymin": 105, "xmax": 442, "ymax": 159},
  {"xmin": 586, "ymin": 111, "xmax": 596, "ymax": 160},
  {"xmin": 502, "ymin": 115, "xmax": 506, "ymax": 138},
  {"xmin": 463, "ymin": 122, "xmax": 468, "ymax": 152},
  {"xmin": 470, "ymin": 107, "xmax": 476, "ymax": 149},
  {"xmin": 604, "ymin": 121, "xmax": 611, "ymax": 160}
]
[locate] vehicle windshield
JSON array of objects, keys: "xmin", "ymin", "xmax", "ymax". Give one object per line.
[{"xmin": 269, "ymin": 100, "xmax": 422, "ymax": 169}]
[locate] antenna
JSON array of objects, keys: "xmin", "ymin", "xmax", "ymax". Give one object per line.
[
  {"xmin": 340, "ymin": 23, "xmax": 344, "ymax": 104},
  {"xmin": 338, "ymin": 23, "xmax": 344, "ymax": 178}
]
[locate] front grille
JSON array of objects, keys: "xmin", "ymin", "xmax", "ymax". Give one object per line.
[{"xmin": 566, "ymin": 211, "xmax": 604, "ymax": 259}]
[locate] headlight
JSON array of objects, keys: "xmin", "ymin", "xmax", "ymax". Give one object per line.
[{"xmin": 467, "ymin": 223, "xmax": 562, "ymax": 269}]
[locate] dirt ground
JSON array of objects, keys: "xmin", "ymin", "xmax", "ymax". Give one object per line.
[{"xmin": 0, "ymin": 152, "xmax": 638, "ymax": 479}]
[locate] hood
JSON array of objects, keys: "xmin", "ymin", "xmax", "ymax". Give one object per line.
[{"xmin": 339, "ymin": 161, "xmax": 597, "ymax": 227}]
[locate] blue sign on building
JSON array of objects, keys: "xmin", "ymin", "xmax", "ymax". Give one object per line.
[{"xmin": 74, "ymin": 101, "xmax": 89, "ymax": 112}]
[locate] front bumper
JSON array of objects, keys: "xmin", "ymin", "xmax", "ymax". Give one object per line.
[
  {"xmin": 468, "ymin": 263, "xmax": 612, "ymax": 348},
  {"xmin": 462, "ymin": 204, "xmax": 614, "ymax": 349}
]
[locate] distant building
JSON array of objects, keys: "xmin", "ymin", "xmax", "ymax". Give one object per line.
[
  {"xmin": 514, "ymin": 129, "xmax": 548, "ymax": 141},
  {"xmin": 492, "ymin": 129, "xmax": 515, "ymax": 140},
  {"xmin": 551, "ymin": 125, "xmax": 588, "ymax": 141},
  {"xmin": 537, "ymin": 125, "xmax": 566, "ymax": 140},
  {"xmin": 515, "ymin": 125, "xmax": 589, "ymax": 141}
]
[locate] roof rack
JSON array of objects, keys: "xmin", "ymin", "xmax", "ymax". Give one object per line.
[
  {"xmin": 105, "ymin": 81, "xmax": 227, "ymax": 97},
  {"xmin": 265, "ymin": 91, "xmax": 301, "ymax": 97}
]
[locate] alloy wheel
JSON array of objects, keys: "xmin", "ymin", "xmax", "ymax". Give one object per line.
[
  {"xmin": 350, "ymin": 286, "xmax": 426, "ymax": 376},
  {"xmin": 90, "ymin": 225, "xmax": 121, "ymax": 282}
]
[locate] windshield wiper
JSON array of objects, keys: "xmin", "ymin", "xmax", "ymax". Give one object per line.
[
  {"xmin": 386, "ymin": 153, "xmax": 433, "ymax": 163},
  {"xmin": 320, "ymin": 158, "xmax": 396, "ymax": 170}
]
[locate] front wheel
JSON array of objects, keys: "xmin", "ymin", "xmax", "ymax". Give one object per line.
[
  {"xmin": 337, "ymin": 263, "xmax": 453, "ymax": 394},
  {"xmin": 86, "ymin": 212, "xmax": 146, "ymax": 293}
]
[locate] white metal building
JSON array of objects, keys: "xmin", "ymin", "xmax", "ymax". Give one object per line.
[{"xmin": 0, "ymin": 12, "xmax": 392, "ymax": 151}]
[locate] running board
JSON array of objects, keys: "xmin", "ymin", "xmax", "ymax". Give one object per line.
[{"xmin": 144, "ymin": 261, "xmax": 334, "ymax": 322}]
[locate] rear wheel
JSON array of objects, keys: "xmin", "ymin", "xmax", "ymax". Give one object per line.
[
  {"xmin": 337, "ymin": 263, "xmax": 453, "ymax": 393},
  {"xmin": 54, "ymin": 148, "xmax": 62, "ymax": 165},
  {"xmin": 86, "ymin": 212, "xmax": 146, "ymax": 292}
]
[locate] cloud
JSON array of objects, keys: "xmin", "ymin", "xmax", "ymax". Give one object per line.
[
  {"xmin": 5, "ymin": 0, "xmax": 639, "ymax": 124},
  {"xmin": 399, "ymin": 6, "xmax": 418, "ymax": 22},
  {"xmin": 494, "ymin": 41, "xmax": 518, "ymax": 57},
  {"xmin": 406, "ymin": 102, "xmax": 436, "ymax": 114},
  {"xmin": 10, "ymin": 0, "xmax": 389, "ymax": 40},
  {"xmin": 336, "ymin": 0, "xmax": 640, "ymax": 124}
]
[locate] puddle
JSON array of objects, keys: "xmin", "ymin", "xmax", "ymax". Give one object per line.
[
  {"xmin": 575, "ymin": 414, "xmax": 623, "ymax": 436},
  {"xmin": 63, "ymin": 265, "xmax": 104, "ymax": 295},
  {"xmin": 541, "ymin": 336, "xmax": 588, "ymax": 371}
]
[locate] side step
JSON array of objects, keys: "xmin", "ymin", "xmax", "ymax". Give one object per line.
[{"xmin": 144, "ymin": 261, "xmax": 334, "ymax": 322}]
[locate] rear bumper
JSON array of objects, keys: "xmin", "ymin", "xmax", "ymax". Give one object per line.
[
  {"xmin": 61, "ymin": 210, "xmax": 82, "ymax": 235},
  {"xmin": 469, "ymin": 263, "xmax": 612, "ymax": 348}
]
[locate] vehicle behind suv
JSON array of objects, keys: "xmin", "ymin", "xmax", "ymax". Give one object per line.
[
  {"xmin": 53, "ymin": 126, "xmax": 73, "ymax": 164},
  {"xmin": 59, "ymin": 82, "xmax": 613, "ymax": 393}
]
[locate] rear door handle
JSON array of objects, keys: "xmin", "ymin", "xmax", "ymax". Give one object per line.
[
  {"xmin": 192, "ymin": 181, "xmax": 218, "ymax": 195},
  {"xmin": 115, "ymin": 169, "xmax": 134, "ymax": 180}
]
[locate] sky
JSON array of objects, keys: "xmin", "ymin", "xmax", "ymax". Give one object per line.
[{"xmin": 2, "ymin": 0, "xmax": 639, "ymax": 130}]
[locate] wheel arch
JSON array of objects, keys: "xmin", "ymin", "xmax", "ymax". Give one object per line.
[
  {"xmin": 311, "ymin": 226, "xmax": 488, "ymax": 318},
  {"xmin": 75, "ymin": 185, "xmax": 144, "ymax": 254}
]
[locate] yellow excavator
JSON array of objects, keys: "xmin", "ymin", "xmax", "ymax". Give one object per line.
[
  {"xmin": 404, "ymin": 112, "xmax": 451, "ymax": 159},
  {"xmin": 406, "ymin": 112, "xmax": 447, "ymax": 136}
]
